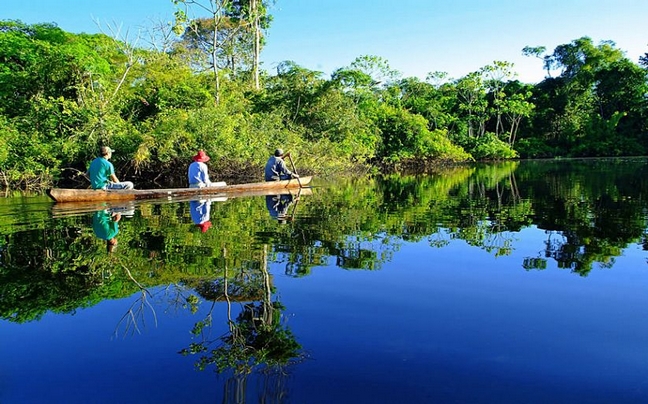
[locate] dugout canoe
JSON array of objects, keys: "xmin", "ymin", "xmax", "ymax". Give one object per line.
[
  {"xmin": 50, "ymin": 187, "xmax": 313, "ymax": 218},
  {"xmin": 47, "ymin": 176, "xmax": 312, "ymax": 203}
]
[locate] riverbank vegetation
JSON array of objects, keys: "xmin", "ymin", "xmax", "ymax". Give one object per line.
[{"xmin": 0, "ymin": 9, "xmax": 647, "ymax": 189}]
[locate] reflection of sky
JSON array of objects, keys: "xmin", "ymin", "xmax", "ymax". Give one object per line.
[
  {"xmin": 273, "ymin": 232, "xmax": 648, "ymax": 403},
  {"xmin": 0, "ymin": 286, "xmax": 226, "ymax": 403},
  {"xmin": 3, "ymin": 229, "xmax": 648, "ymax": 401}
]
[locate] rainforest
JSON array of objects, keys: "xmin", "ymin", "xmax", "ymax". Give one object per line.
[{"xmin": 1, "ymin": 7, "xmax": 647, "ymax": 189}]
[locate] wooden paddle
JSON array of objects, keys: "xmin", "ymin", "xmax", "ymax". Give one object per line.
[{"xmin": 286, "ymin": 152, "xmax": 303, "ymax": 188}]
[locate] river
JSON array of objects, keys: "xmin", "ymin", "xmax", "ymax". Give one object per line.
[{"xmin": 1, "ymin": 158, "xmax": 648, "ymax": 403}]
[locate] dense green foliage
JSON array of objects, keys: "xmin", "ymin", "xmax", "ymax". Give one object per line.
[{"xmin": 0, "ymin": 18, "xmax": 647, "ymax": 188}]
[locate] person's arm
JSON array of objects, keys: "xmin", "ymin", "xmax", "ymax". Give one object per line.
[
  {"xmin": 279, "ymin": 159, "xmax": 293, "ymax": 176},
  {"xmin": 281, "ymin": 158, "xmax": 300, "ymax": 178},
  {"xmin": 106, "ymin": 161, "xmax": 120, "ymax": 183},
  {"xmin": 200, "ymin": 164, "xmax": 211, "ymax": 185}
]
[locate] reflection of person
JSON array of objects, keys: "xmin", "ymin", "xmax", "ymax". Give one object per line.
[
  {"xmin": 188, "ymin": 150, "xmax": 223, "ymax": 188},
  {"xmin": 265, "ymin": 194, "xmax": 295, "ymax": 223},
  {"xmin": 88, "ymin": 146, "xmax": 135, "ymax": 190},
  {"xmin": 107, "ymin": 202, "xmax": 136, "ymax": 218},
  {"xmin": 92, "ymin": 210, "xmax": 121, "ymax": 253},
  {"xmin": 190, "ymin": 199, "xmax": 212, "ymax": 232},
  {"xmin": 264, "ymin": 149, "xmax": 299, "ymax": 181}
]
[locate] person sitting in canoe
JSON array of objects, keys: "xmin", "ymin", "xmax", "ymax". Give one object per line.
[
  {"xmin": 264, "ymin": 148, "xmax": 300, "ymax": 181},
  {"xmin": 88, "ymin": 146, "xmax": 134, "ymax": 190},
  {"xmin": 188, "ymin": 150, "xmax": 225, "ymax": 188}
]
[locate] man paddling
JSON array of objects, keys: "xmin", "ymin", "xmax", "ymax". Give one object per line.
[
  {"xmin": 264, "ymin": 148, "xmax": 300, "ymax": 181},
  {"xmin": 88, "ymin": 146, "xmax": 134, "ymax": 190}
]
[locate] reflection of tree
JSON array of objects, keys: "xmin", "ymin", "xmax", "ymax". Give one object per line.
[
  {"xmin": 523, "ymin": 257, "xmax": 547, "ymax": 270},
  {"xmin": 399, "ymin": 163, "xmax": 531, "ymax": 257},
  {"xmin": 334, "ymin": 236, "xmax": 396, "ymax": 270},
  {"xmin": 4, "ymin": 158, "xmax": 648, "ymax": 326},
  {"xmin": 0, "ymin": 226, "xmax": 110, "ymax": 322},
  {"xmin": 522, "ymin": 160, "xmax": 648, "ymax": 275},
  {"xmin": 533, "ymin": 229, "xmax": 618, "ymax": 276},
  {"xmin": 180, "ymin": 246, "xmax": 303, "ymax": 401},
  {"xmin": 113, "ymin": 262, "xmax": 159, "ymax": 337}
]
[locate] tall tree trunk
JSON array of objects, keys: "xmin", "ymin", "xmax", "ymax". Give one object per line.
[
  {"xmin": 252, "ymin": 0, "xmax": 260, "ymax": 90},
  {"xmin": 212, "ymin": 12, "xmax": 220, "ymax": 104}
]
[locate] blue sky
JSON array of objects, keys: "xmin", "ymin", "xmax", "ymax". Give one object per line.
[{"xmin": 4, "ymin": 0, "xmax": 648, "ymax": 83}]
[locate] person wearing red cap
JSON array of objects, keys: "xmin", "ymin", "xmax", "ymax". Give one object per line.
[{"xmin": 187, "ymin": 150, "xmax": 223, "ymax": 188}]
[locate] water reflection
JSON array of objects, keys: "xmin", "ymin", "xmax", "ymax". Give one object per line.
[
  {"xmin": 190, "ymin": 199, "xmax": 213, "ymax": 233},
  {"xmin": 2, "ymin": 159, "xmax": 648, "ymax": 324},
  {"xmin": 2, "ymin": 159, "xmax": 648, "ymax": 401},
  {"xmin": 265, "ymin": 194, "xmax": 297, "ymax": 223},
  {"xmin": 92, "ymin": 210, "xmax": 121, "ymax": 253},
  {"xmin": 179, "ymin": 245, "xmax": 303, "ymax": 402}
]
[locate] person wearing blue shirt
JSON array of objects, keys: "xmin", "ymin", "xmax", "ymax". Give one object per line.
[
  {"xmin": 88, "ymin": 146, "xmax": 134, "ymax": 190},
  {"xmin": 187, "ymin": 150, "xmax": 225, "ymax": 188},
  {"xmin": 264, "ymin": 149, "xmax": 299, "ymax": 181},
  {"xmin": 265, "ymin": 193, "xmax": 296, "ymax": 224}
]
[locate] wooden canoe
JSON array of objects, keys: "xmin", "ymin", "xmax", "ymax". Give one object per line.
[
  {"xmin": 47, "ymin": 176, "xmax": 312, "ymax": 203},
  {"xmin": 50, "ymin": 187, "xmax": 313, "ymax": 218}
]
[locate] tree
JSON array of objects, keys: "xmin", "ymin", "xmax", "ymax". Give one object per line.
[
  {"xmin": 522, "ymin": 45, "xmax": 554, "ymax": 78},
  {"xmin": 228, "ymin": 0, "xmax": 273, "ymax": 89},
  {"xmin": 173, "ymin": 0, "xmax": 238, "ymax": 104},
  {"xmin": 348, "ymin": 55, "xmax": 401, "ymax": 89},
  {"xmin": 501, "ymin": 86, "xmax": 534, "ymax": 146},
  {"xmin": 640, "ymin": 47, "xmax": 648, "ymax": 68},
  {"xmin": 522, "ymin": 37, "xmax": 645, "ymax": 157},
  {"xmin": 481, "ymin": 61, "xmax": 517, "ymax": 138},
  {"xmin": 173, "ymin": 0, "xmax": 272, "ymax": 97},
  {"xmin": 454, "ymin": 71, "xmax": 488, "ymax": 141},
  {"xmin": 398, "ymin": 76, "xmax": 457, "ymax": 131}
]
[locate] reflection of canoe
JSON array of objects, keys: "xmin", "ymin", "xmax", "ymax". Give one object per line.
[
  {"xmin": 50, "ymin": 186, "xmax": 313, "ymax": 218},
  {"xmin": 47, "ymin": 176, "xmax": 312, "ymax": 203}
]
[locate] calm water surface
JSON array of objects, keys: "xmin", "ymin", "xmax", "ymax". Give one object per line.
[{"xmin": 2, "ymin": 158, "xmax": 648, "ymax": 403}]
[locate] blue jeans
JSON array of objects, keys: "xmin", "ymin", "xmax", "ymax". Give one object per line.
[
  {"xmin": 266, "ymin": 174, "xmax": 293, "ymax": 181},
  {"xmin": 106, "ymin": 182, "xmax": 134, "ymax": 190}
]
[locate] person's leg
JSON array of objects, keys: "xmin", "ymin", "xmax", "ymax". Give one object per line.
[{"xmin": 107, "ymin": 182, "xmax": 134, "ymax": 190}]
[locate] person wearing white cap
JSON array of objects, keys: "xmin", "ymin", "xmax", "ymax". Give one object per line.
[{"xmin": 87, "ymin": 146, "xmax": 134, "ymax": 190}]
